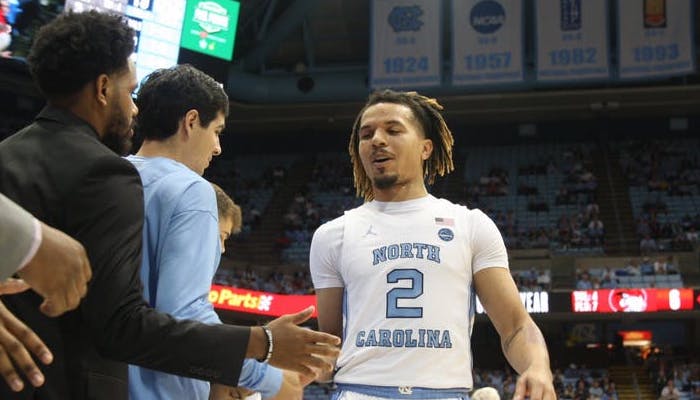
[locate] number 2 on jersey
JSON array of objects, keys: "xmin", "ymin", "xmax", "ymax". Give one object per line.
[{"xmin": 386, "ymin": 269, "xmax": 424, "ymax": 318}]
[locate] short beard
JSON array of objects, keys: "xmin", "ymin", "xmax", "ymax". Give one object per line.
[
  {"xmin": 373, "ymin": 175, "xmax": 398, "ymax": 189},
  {"xmin": 102, "ymin": 131, "xmax": 132, "ymax": 156}
]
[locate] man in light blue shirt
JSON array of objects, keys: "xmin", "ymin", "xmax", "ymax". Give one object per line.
[{"xmin": 126, "ymin": 65, "xmax": 297, "ymax": 399}]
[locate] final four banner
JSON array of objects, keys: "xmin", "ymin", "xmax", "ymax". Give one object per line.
[
  {"xmin": 617, "ymin": 0, "xmax": 694, "ymax": 79},
  {"xmin": 535, "ymin": 0, "xmax": 610, "ymax": 82},
  {"xmin": 370, "ymin": 0, "xmax": 442, "ymax": 89},
  {"xmin": 451, "ymin": 0, "xmax": 524, "ymax": 86}
]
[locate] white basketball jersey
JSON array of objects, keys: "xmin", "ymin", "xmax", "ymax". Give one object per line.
[{"xmin": 310, "ymin": 195, "xmax": 509, "ymax": 391}]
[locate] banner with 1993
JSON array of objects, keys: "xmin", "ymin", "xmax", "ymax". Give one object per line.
[{"xmin": 617, "ymin": 0, "xmax": 695, "ymax": 79}]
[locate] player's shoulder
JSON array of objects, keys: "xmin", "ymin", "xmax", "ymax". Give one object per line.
[
  {"xmin": 313, "ymin": 201, "xmax": 371, "ymax": 239},
  {"xmin": 431, "ymin": 196, "xmax": 486, "ymax": 218},
  {"xmin": 313, "ymin": 213, "xmax": 346, "ymax": 239}
]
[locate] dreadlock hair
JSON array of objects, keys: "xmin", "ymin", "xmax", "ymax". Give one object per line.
[{"xmin": 348, "ymin": 89, "xmax": 455, "ymax": 201}]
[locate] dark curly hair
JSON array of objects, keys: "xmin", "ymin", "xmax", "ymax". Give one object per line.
[
  {"xmin": 135, "ymin": 64, "xmax": 229, "ymax": 140},
  {"xmin": 27, "ymin": 11, "xmax": 135, "ymax": 99},
  {"xmin": 349, "ymin": 90, "xmax": 455, "ymax": 201}
]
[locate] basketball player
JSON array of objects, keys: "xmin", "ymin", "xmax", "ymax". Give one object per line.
[{"xmin": 310, "ymin": 90, "xmax": 555, "ymax": 400}]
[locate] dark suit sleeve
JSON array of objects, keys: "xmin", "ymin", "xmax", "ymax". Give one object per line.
[{"xmin": 65, "ymin": 155, "xmax": 248, "ymax": 385}]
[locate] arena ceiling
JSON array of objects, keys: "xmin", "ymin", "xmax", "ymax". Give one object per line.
[
  {"xmin": 222, "ymin": 0, "xmax": 700, "ymax": 134},
  {"xmin": 2, "ymin": 0, "xmax": 700, "ymax": 135}
]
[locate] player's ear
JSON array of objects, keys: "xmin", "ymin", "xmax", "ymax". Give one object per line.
[{"xmin": 421, "ymin": 139, "xmax": 433, "ymax": 160}]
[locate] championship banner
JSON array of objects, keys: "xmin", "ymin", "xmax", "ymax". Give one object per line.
[
  {"xmin": 370, "ymin": 0, "xmax": 442, "ymax": 89},
  {"xmin": 617, "ymin": 0, "xmax": 695, "ymax": 79},
  {"xmin": 535, "ymin": 0, "xmax": 610, "ymax": 82},
  {"xmin": 209, "ymin": 285, "xmax": 317, "ymax": 317},
  {"xmin": 451, "ymin": 0, "xmax": 524, "ymax": 86}
]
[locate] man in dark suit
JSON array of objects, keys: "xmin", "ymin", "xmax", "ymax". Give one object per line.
[{"xmin": 0, "ymin": 11, "xmax": 339, "ymax": 400}]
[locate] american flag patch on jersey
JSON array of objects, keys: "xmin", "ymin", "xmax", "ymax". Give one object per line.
[{"xmin": 434, "ymin": 217, "xmax": 454, "ymax": 226}]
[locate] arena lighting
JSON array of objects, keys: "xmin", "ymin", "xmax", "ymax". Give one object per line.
[
  {"xmin": 571, "ymin": 288, "xmax": 694, "ymax": 313},
  {"xmin": 618, "ymin": 330, "xmax": 652, "ymax": 347}
]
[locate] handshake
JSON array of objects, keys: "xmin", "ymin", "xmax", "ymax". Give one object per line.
[{"xmin": 212, "ymin": 306, "xmax": 341, "ymax": 400}]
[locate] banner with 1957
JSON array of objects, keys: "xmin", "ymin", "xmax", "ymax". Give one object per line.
[
  {"xmin": 535, "ymin": 0, "xmax": 611, "ymax": 82},
  {"xmin": 370, "ymin": 0, "xmax": 442, "ymax": 89},
  {"xmin": 451, "ymin": 0, "xmax": 524, "ymax": 86},
  {"xmin": 617, "ymin": 0, "xmax": 695, "ymax": 79}
]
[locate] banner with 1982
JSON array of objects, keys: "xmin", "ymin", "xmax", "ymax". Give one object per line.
[
  {"xmin": 535, "ymin": 0, "xmax": 610, "ymax": 82},
  {"xmin": 370, "ymin": 0, "xmax": 442, "ymax": 89}
]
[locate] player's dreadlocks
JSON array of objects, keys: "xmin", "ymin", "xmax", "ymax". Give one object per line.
[{"xmin": 349, "ymin": 89, "xmax": 455, "ymax": 201}]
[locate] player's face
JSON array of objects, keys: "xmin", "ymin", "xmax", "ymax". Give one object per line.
[
  {"xmin": 218, "ymin": 215, "xmax": 234, "ymax": 254},
  {"xmin": 358, "ymin": 102, "xmax": 432, "ymax": 192},
  {"xmin": 190, "ymin": 111, "xmax": 224, "ymax": 175},
  {"xmin": 103, "ymin": 60, "xmax": 138, "ymax": 156}
]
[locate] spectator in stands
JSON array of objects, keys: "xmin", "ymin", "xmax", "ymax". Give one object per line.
[
  {"xmin": 625, "ymin": 259, "xmax": 641, "ymax": 276},
  {"xmin": 589, "ymin": 379, "xmax": 604, "ymax": 400},
  {"xmin": 603, "ymin": 381, "xmax": 618, "ymax": 400},
  {"xmin": 639, "ymin": 257, "xmax": 655, "ymax": 275},
  {"xmin": 640, "ymin": 235, "xmax": 659, "ymax": 255},
  {"xmin": 577, "ymin": 271, "xmax": 594, "ymax": 291},
  {"xmin": 556, "ymin": 187, "xmax": 575, "ymax": 205},
  {"xmin": 536, "ymin": 270, "xmax": 551, "ymax": 290},
  {"xmin": 659, "ymin": 379, "xmax": 681, "ymax": 400},
  {"xmin": 588, "ymin": 216, "xmax": 604, "ymax": 245},
  {"xmin": 561, "ymin": 383, "xmax": 575, "ymax": 399},
  {"xmin": 574, "ymin": 379, "xmax": 588, "ymax": 400},
  {"xmin": 653, "ymin": 257, "xmax": 668, "ymax": 275}
]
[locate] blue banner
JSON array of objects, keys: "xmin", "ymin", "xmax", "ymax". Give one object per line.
[
  {"xmin": 451, "ymin": 0, "xmax": 524, "ymax": 86},
  {"xmin": 535, "ymin": 0, "xmax": 611, "ymax": 82},
  {"xmin": 617, "ymin": 0, "xmax": 695, "ymax": 79},
  {"xmin": 370, "ymin": 0, "xmax": 442, "ymax": 89}
]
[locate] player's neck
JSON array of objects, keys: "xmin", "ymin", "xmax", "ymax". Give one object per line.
[{"xmin": 372, "ymin": 182, "xmax": 428, "ymax": 202}]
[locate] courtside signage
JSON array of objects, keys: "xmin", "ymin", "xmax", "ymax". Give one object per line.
[{"xmin": 571, "ymin": 288, "xmax": 694, "ymax": 313}]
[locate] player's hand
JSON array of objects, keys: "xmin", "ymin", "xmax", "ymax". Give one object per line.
[
  {"xmin": 269, "ymin": 370, "xmax": 303, "ymax": 400},
  {"xmin": 265, "ymin": 306, "xmax": 341, "ymax": 377},
  {"xmin": 17, "ymin": 221, "xmax": 92, "ymax": 317},
  {"xmin": 209, "ymin": 383, "xmax": 254, "ymax": 399},
  {"xmin": 0, "ymin": 299, "xmax": 53, "ymax": 392},
  {"xmin": 513, "ymin": 365, "xmax": 556, "ymax": 400}
]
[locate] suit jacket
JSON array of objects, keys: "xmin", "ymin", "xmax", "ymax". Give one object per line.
[
  {"xmin": 0, "ymin": 106, "xmax": 249, "ymax": 400},
  {"xmin": 0, "ymin": 192, "xmax": 36, "ymax": 279}
]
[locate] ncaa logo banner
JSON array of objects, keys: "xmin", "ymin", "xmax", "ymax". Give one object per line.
[
  {"xmin": 451, "ymin": 0, "xmax": 524, "ymax": 86},
  {"xmin": 617, "ymin": 0, "xmax": 695, "ymax": 79},
  {"xmin": 535, "ymin": 0, "xmax": 611, "ymax": 82},
  {"xmin": 370, "ymin": 0, "xmax": 442, "ymax": 89}
]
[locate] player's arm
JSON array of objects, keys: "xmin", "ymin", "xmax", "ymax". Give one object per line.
[
  {"xmin": 474, "ymin": 267, "xmax": 555, "ymax": 400},
  {"xmin": 309, "ymin": 220, "xmax": 345, "ymax": 383},
  {"xmin": 315, "ymin": 288, "xmax": 343, "ymax": 339},
  {"xmin": 312, "ymin": 288, "xmax": 342, "ymax": 383},
  {"xmin": 152, "ymin": 182, "xmax": 220, "ymax": 321}
]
